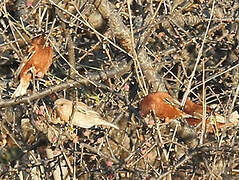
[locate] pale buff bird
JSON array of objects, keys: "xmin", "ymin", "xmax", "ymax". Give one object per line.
[{"xmin": 54, "ymin": 98, "xmax": 119, "ymax": 129}]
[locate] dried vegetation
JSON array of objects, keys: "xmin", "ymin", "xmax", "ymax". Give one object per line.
[{"xmin": 1, "ymin": 0, "xmax": 239, "ymax": 179}]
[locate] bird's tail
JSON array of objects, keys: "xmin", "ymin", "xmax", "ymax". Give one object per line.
[
  {"xmin": 100, "ymin": 120, "xmax": 119, "ymax": 130},
  {"xmin": 12, "ymin": 76, "xmax": 31, "ymax": 98}
]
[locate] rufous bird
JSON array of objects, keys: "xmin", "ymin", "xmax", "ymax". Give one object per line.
[
  {"xmin": 54, "ymin": 98, "xmax": 119, "ymax": 129},
  {"xmin": 182, "ymin": 99, "xmax": 212, "ymax": 126},
  {"xmin": 139, "ymin": 92, "xmax": 238, "ymax": 132},
  {"xmin": 12, "ymin": 36, "xmax": 53, "ymax": 97},
  {"xmin": 139, "ymin": 92, "xmax": 191, "ymax": 120},
  {"xmin": 139, "ymin": 92, "xmax": 214, "ymax": 127},
  {"xmin": 184, "ymin": 99, "xmax": 211, "ymax": 118}
]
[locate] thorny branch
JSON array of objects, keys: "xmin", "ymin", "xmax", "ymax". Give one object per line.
[{"xmin": 1, "ymin": 0, "xmax": 239, "ymax": 179}]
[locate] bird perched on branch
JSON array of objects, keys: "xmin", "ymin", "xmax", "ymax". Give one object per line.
[
  {"xmin": 139, "ymin": 91, "xmax": 212, "ymax": 126},
  {"xmin": 12, "ymin": 36, "xmax": 53, "ymax": 97},
  {"xmin": 54, "ymin": 98, "xmax": 119, "ymax": 129},
  {"xmin": 139, "ymin": 92, "xmax": 190, "ymax": 120}
]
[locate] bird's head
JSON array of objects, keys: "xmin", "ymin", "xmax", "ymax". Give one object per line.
[{"xmin": 54, "ymin": 98, "xmax": 73, "ymax": 121}]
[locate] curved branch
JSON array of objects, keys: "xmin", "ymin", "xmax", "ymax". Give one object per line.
[
  {"xmin": 93, "ymin": 0, "xmax": 166, "ymax": 92},
  {"xmin": 0, "ymin": 60, "xmax": 131, "ymax": 108}
]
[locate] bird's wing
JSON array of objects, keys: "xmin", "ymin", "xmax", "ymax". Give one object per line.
[{"xmin": 76, "ymin": 102, "xmax": 101, "ymax": 118}]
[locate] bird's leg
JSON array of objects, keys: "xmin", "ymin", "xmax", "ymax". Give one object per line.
[
  {"xmin": 31, "ymin": 66, "xmax": 40, "ymax": 92},
  {"xmin": 31, "ymin": 67, "xmax": 36, "ymax": 93},
  {"xmin": 30, "ymin": 66, "xmax": 40, "ymax": 93},
  {"xmin": 36, "ymin": 79, "xmax": 40, "ymax": 92}
]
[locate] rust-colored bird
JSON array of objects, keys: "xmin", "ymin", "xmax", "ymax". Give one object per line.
[
  {"xmin": 139, "ymin": 92, "xmax": 212, "ymax": 126},
  {"xmin": 139, "ymin": 92, "xmax": 190, "ymax": 120},
  {"xmin": 54, "ymin": 98, "xmax": 119, "ymax": 129},
  {"xmin": 183, "ymin": 99, "xmax": 213, "ymax": 126},
  {"xmin": 12, "ymin": 36, "xmax": 53, "ymax": 97},
  {"xmin": 139, "ymin": 92, "xmax": 237, "ymax": 132},
  {"xmin": 184, "ymin": 99, "xmax": 211, "ymax": 117}
]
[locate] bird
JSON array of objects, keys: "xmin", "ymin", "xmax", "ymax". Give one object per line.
[
  {"xmin": 139, "ymin": 92, "xmax": 214, "ymax": 126},
  {"xmin": 139, "ymin": 92, "xmax": 190, "ymax": 120},
  {"xmin": 12, "ymin": 36, "xmax": 53, "ymax": 97},
  {"xmin": 139, "ymin": 92, "xmax": 237, "ymax": 133},
  {"xmin": 184, "ymin": 99, "xmax": 211, "ymax": 118},
  {"xmin": 54, "ymin": 98, "xmax": 119, "ymax": 129}
]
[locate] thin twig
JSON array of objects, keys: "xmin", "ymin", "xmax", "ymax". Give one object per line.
[{"xmin": 181, "ymin": 0, "xmax": 215, "ymax": 108}]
